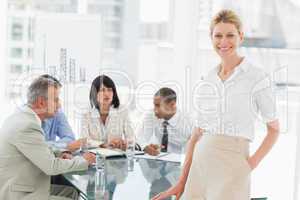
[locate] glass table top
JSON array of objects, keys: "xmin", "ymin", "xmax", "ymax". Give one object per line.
[{"xmin": 63, "ymin": 157, "xmax": 181, "ymax": 200}]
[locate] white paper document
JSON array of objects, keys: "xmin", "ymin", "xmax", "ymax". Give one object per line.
[
  {"xmin": 89, "ymin": 148, "xmax": 125, "ymax": 158},
  {"xmin": 135, "ymin": 152, "xmax": 183, "ymax": 163}
]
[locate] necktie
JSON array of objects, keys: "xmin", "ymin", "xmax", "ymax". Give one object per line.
[{"xmin": 161, "ymin": 121, "xmax": 169, "ymax": 152}]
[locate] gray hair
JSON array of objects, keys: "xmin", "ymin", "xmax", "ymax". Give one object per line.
[{"xmin": 27, "ymin": 76, "xmax": 61, "ymax": 105}]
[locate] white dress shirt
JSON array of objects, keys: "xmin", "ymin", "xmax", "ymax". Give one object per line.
[
  {"xmin": 81, "ymin": 105, "xmax": 134, "ymax": 144},
  {"xmin": 196, "ymin": 58, "xmax": 277, "ymax": 141},
  {"xmin": 137, "ymin": 110, "xmax": 194, "ymax": 154}
]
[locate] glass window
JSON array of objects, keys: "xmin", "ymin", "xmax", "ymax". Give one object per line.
[
  {"xmin": 112, "ymin": 6, "xmax": 122, "ymax": 17},
  {"xmin": 27, "ymin": 18, "xmax": 34, "ymax": 41},
  {"xmin": 11, "ymin": 21, "xmax": 23, "ymax": 41},
  {"xmin": 8, "ymin": 1, "xmax": 26, "ymax": 11},
  {"xmin": 10, "ymin": 64, "xmax": 23, "ymax": 74},
  {"xmin": 27, "ymin": 48, "xmax": 33, "ymax": 58},
  {"xmin": 24, "ymin": 65, "xmax": 30, "ymax": 72},
  {"xmin": 33, "ymin": 0, "xmax": 78, "ymax": 13},
  {"xmin": 10, "ymin": 48, "xmax": 23, "ymax": 58},
  {"xmin": 140, "ymin": 22, "xmax": 168, "ymax": 41},
  {"xmin": 104, "ymin": 37, "xmax": 120, "ymax": 49},
  {"xmin": 105, "ymin": 20, "xmax": 121, "ymax": 33}
]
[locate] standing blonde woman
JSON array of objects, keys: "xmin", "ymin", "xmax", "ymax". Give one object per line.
[{"xmin": 153, "ymin": 9, "xmax": 279, "ymax": 200}]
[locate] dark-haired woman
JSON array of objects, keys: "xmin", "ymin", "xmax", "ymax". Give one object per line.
[{"xmin": 81, "ymin": 75, "xmax": 134, "ymax": 150}]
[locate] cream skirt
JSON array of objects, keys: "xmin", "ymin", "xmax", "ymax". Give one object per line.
[{"xmin": 184, "ymin": 134, "xmax": 251, "ymax": 200}]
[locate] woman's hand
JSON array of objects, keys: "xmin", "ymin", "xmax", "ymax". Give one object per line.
[
  {"xmin": 151, "ymin": 181, "xmax": 185, "ymax": 200},
  {"xmin": 109, "ymin": 138, "xmax": 127, "ymax": 151},
  {"xmin": 247, "ymin": 120, "xmax": 280, "ymax": 171},
  {"xmin": 247, "ymin": 155, "xmax": 259, "ymax": 170}
]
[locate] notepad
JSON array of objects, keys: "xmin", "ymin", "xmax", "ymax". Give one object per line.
[
  {"xmin": 89, "ymin": 148, "xmax": 126, "ymax": 158},
  {"xmin": 135, "ymin": 152, "xmax": 183, "ymax": 163},
  {"xmin": 89, "ymin": 148, "xmax": 145, "ymax": 158},
  {"xmin": 135, "ymin": 152, "xmax": 169, "ymax": 160},
  {"xmin": 156, "ymin": 153, "xmax": 183, "ymax": 163}
]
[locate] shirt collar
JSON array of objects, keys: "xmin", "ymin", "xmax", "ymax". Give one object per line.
[
  {"xmin": 90, "ymin": 105, "xmax": 115, "ymax": 118},
  {"xmin": 237, "ymin": 57, "xmax": 249, "ymax": 72},
  {"xmin": 214, "ymin": 57, "xmax": 248, "ymax": 72},
  {"xmin": 212, "ymin": 57, "xmax": 249, "ymax": 82},
  {"xmin": 160, "ymin": 110, "xmax": 180, "ymax": 127}
]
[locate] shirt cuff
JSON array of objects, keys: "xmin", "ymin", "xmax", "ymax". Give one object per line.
[{"xmin": 74, "ymin": 156, "xmax": 89, "ymax": 170}]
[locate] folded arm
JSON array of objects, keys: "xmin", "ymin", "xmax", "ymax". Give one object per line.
[{"xmin": 14, "ymin": 126, "xmax": 88, "ymax": 176}]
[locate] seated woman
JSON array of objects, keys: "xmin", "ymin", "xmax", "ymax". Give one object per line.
[{"xmin": 81, "ymin": 75, "xmax": 134, "ymax": 150}]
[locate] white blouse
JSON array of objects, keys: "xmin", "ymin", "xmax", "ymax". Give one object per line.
[
  {"xmin": 196, "ymin": 58, "xmax": 277, "ymax": 141},
  {"xmin": 80, "ymin": 105, "xmax": 134, "ymax": 143}
]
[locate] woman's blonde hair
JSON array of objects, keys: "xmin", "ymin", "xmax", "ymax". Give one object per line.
[{"xmin": 210, "ymin": 9, "xmax": 242, "ymax": 36}]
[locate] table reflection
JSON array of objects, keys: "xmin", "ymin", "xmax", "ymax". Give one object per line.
[
  {"xmin": 63, "ymin": 158, "xmax": 181, "ymax": 200},
  {"xmin": 139, "ymin": 159, "xmax": 181, "ymax": 200}
]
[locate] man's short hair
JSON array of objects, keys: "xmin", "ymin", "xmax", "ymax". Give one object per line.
[
  {"xmin": 154, "ymin": 87, "xmax": 177, "ymax": 103},
  {"xmin": 40, "ymin": 74, "xmax": 62, "ymax": 87},
  {"xmin": 27, "ymin": 75, "xmax": 61, "ymax": 105}
]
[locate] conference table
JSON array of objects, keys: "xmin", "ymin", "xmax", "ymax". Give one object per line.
[
  {"xmin": 63, "ymin": 155, "xmax": 267, "ymax": 200},
  {"xmin": 63, "ymin": 156, "xmax": 181, "ymax": 200}
]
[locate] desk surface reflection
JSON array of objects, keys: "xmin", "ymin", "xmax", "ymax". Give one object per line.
[{"xmin": 63, "ymin": 158, "xmax": 181, "ymax": 200}]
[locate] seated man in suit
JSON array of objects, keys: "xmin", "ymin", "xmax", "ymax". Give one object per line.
[
  {"xmin": 0, "ymin": 76, "xmax": 95, "ymax": 200},
  {"xmin": 40, "ymin": 74, "xmax": 82, "ymax": 152},
  {"xmin": 137, "ymin": 87, "xmax": 194, "ymax": 155}
]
